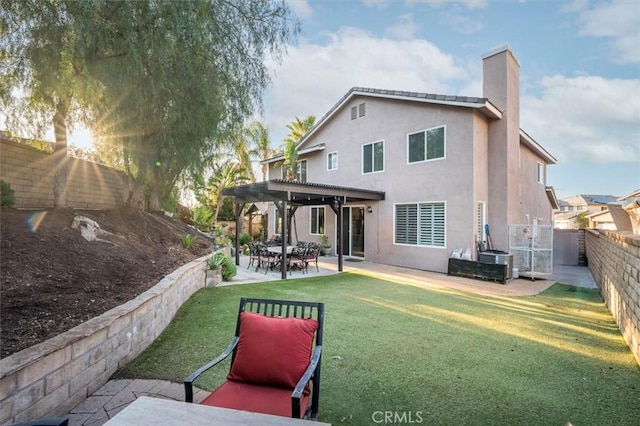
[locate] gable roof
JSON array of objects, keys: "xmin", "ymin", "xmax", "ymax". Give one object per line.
[
  {"xmin": 265, "ymin": 86, "xmax": 554, "ymax": 165},
  {"xmin": 298, "ymin": 86, "xmax": 501, "ymax": 147}
]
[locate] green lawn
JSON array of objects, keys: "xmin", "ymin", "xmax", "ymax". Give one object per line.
[{"xmin": 116, "ymin": 272, "xmax": 640, "ymax": 425}]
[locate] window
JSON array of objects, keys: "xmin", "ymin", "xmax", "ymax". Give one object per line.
[
  {"xmin": 351, "ymin": 106, "xmax": 357, "ymax": 120},
  {"xmin": 274, "ymin": 208, "xmax": 282, "ymax": 234},
  {"xmin": 395, "ymin": 202, "xmax": 445, "ymax": 247},
  {"xmin": 358, "ymin": 103, "xmax": 366, "ymax": 117},
  {"xmin": 327, "ymin": 151, "xmax": 338, "ymax": 171},
  {"xmin": 537, "ymin": 162, "xmax": 544, "ymax": 184},
  {"xmin": 408, "ymin": 126, "xmax": 445, "ymax": 163},
  {"xmin": 362, "ymin": 141, "xmax": 384, "ymax": 174},
  {"xmin": 296, "ymin": 159, "xmax": 307, "ymax": 182},
  {"xmin": 310, "ymin": 207, "xmax": 325, "ymax": 235}
]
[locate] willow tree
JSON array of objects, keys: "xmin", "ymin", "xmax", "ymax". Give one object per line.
[
  {"xmin": 0, "ymin": 0, "xmax": 104, "ymax": 207},
  {"xmin": 1, "ymin": 0, "xmax": 299, "ymax": 210}
]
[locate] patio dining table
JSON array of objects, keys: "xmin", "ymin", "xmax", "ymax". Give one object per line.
[{"xmin": 104, "ymin": 396, "xmax": 331, "ymax": 425}]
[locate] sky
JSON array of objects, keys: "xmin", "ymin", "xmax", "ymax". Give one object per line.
[
  {"xmin": 254, "ymin": 0, "xmax": 640, "ymax": 199},
  {"xmin": 8, "ymin": 0, "xmax": 638, "ymax": 200}
]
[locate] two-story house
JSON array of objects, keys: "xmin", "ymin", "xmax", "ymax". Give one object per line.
[{"xmin": 229, "ymin": 46, "xmax": 558, "ymax": 274}]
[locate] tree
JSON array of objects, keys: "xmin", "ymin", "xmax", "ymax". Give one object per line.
[
  {"xmin": 247, "ymin": 121, "xmax": 273, "ymax": 182},
  {"xmin": 0, "ymin": 0, "xmax": 104, "ymax": 207},
  {"xmin": 1, "ymin": 0, "xmax": 300, "ymax": 210},
  {"xmin": 282, "ymin": 115, "xmax": 315, "ymax": 181},
  {"xmin": 281, "ymin": 115, "xmax": 315, "ymax": 242}
]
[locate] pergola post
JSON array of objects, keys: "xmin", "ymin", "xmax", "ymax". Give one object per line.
[
  {"xmin": 330, "ymin": 197, "xmax": 344, "ymax": 272},
  {"xmin": 234, "ymin": 202, "xmax": 244, "ymax": 266}
]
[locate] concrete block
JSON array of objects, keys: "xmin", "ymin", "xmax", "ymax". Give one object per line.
[
  {"xmin": 14, "ymin": 381, "xmax": 69, "ymax": 422},
  {"xmin": 9, "ymin": 379, "xmax": 45, "ymax": 415},
  {"xmin": 0, "ymin": 372, "xmax": 17, "ymax": 400},
  {"xmin": 17, "ymin": 347, "xmax": 71, "ymax": 389},
  {"xmin": 69, "ymin": 358, "xmax": 106, "ymax": 396},
  {"xmin": 87, "ymin": 363, "xmax": 118, "ymax": 396},
  {"xmin": 44, "ymin": 355, "xmax": 87, "ymax": 395},
  {"xmin": 71, "ymin": 328, "xmax": 108, "ymax": 360}
]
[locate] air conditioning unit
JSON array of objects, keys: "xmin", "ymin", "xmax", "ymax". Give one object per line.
[{"xmin": 478, "ymin": 252, "xmax": 513, "ymax": 280}]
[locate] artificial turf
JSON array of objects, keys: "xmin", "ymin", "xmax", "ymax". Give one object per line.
[{"xmin": 116, "ymin": 273, "xmax": 640, "ymax": 425}]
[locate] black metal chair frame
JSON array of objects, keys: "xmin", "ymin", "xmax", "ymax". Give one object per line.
[{"xmin": 184, "ymin": 297, "xmax": 324, "ymax": 420}]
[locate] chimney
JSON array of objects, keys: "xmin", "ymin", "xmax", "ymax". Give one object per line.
[{"xmin": 482, "ymin": 45, "xmax": 521, "ymax": 251}]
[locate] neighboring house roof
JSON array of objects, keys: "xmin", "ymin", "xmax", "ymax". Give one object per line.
[
  {"xmin": 581, "ymin": 194, "xmax": 619, "ymax": 204},
  {"xmin": 587, "ymin": 209, "xmax": 613, "ymax": 220},
  {"xmin": 561, "ymin": 194, "xmax": 619, "ymax": 206},
  {"xmin": 618, "ymin": 188, "xmax": 640, "ymax": 200}
]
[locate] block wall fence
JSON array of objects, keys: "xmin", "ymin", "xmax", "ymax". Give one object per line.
[
  {"xmin": 586, "ymin": 230, "xmax": 640, "ymax": 366},
  {"xmin": 0, "ymin": 138, "xmax": 126, "ymax": 209},
  {"xmin": 0, "ymin": 256, "xmax": 211, "ymax": 424}
]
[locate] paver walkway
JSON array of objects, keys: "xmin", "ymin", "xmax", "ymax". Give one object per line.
[{"xmin": 66, "ymin": 256, "xmax": 597, "ymax": 425}]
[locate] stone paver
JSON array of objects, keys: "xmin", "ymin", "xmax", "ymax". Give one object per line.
[{"xmin": 63, "ymin": 256, "xmax": 597, "ymax": 424}]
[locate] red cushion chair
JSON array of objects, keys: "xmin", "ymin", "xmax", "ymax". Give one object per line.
[{"xmin": 184, "ymin": 298, "xmax": 324, "ymax": 420}]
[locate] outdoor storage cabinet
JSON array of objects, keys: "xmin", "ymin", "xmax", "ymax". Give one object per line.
[{"xmin": 447, "ymin": 258, "xmax": 509, "ymax": 284}]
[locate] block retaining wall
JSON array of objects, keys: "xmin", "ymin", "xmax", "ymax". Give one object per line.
[
  {"xmin": 586, "ymin": 230, "xmax": 640, "ymax": 366},
  {"xmin": 0, "ymin": 256, "xmax": 210, "ymax": 424},
  {"xmin": 0, "ymin": 138, "xmax": 126, "ymax": 209}
]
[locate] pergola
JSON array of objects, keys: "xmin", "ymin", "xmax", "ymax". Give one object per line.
[{"xmin": 222, "ymin": 179, "xmax": 385, "ymax": 279}]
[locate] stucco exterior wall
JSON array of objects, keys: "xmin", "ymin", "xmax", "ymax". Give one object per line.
[
  {"xmin": 0, "ymin": 138, "xmax": 125, "ymax": 209},
  {"xmin": 518, "ymin": 143, "xmax": 554, "ymax": 225},
  {"xmin": 585, "ymin": 230, "xmax": 640, "ymax": 365},
  {"xmin": 264, "ymin": 48, "xmax": 555, "ymax": 275}
]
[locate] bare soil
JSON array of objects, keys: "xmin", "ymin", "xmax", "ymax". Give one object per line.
[{"xmin": 0, "ymin": 207, "xmax": 216, "ymax": 359}]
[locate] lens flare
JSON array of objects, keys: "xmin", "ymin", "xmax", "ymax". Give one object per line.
[{"xmin": 27, "ymin": 211, "xmax": 47, "ymax": 233}]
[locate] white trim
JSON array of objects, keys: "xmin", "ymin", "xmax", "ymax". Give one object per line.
[
  {"xmin": 262, "ymin": 144, "xmax": 326, "ymax": 165},
  {"xmin": 361, "ymin": 140, "xmax": 385, "ymax": 175},
  {"xmin": 309, "ymin": 206, "xmax": 325, "ymax": 235},
  {"xmin": 393, "ymin": 200, "xmax": 447, "ymax": 248},
  {"xmin": 537, "ymin": 161, "xmax": 544, "ymax": 184},
  {"xmin": 327, "ymin": 151, "xmax": 338, "ymax": 171},
  {"xmin": 406, "ymin": 125, "xmax": 447, "ymax": 164}
]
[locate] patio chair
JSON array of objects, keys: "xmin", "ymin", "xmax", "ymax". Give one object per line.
[
  {"xmin": 247, "ymin": 242, "xmax": 262, "ymax": 270},
  {"xmin": 184, "ymin": 298, "xmax": 324, "ymax": 420},
  {"xmin": 258, "ymin": 246, "xmax": 280, "ymax": 274},
  {"xmin": 288, "ymin": 246, "xmax": 308, "ymax": 274},
  {"xmin": 304, "ymin": 244, "xmax": 320, "ymax": 272}
]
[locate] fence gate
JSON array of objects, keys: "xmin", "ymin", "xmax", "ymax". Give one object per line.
[{"xmin": 553, "ymin": 229, "xmax": 580, "ymax": 266}]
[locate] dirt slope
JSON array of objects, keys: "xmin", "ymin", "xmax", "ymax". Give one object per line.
[{"xmin": 0, "ymin": 207, "xmax": 215, "ymax": 358}]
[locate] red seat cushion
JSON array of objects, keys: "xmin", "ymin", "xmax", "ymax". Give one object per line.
[
  {"xmin": 227, "ymin": 312, "xmax": 318, "ymax": 389},
  {"xmin": 200, "ymin": 380, "xmax": 309, "ymax": 418}
]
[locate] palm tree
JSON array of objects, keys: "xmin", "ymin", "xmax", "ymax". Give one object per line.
[
  {"xmin": 283, "ymin": 115, "xmax": 315, "ymax": 181},
  {"xmin": 282, "ymin": 115, "xmax": 316, "ymax": 242},
  {"xmin": 247, "ymin": 121, "xmax": 272, "ymax": 182}
]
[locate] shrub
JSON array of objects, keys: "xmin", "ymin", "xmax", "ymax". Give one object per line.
[
  {"xmin": 239, "ymin": 232, "xmax": 251, "ymax": 246},
  {"xmin": 0, "ymin": 180, "xmax": 15, "ymax": 207},
  {"xmin": 220, "ymin": 252, "xmax": 237, "ymax": 281},
  {"xmin": 207, "ymin": 252, "xmax": 225, "ymax": 269},
  {"xmin": 180, "ymin": 234, "xmax": 197, "ymax": 249}
]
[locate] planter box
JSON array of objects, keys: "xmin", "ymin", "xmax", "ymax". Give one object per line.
[
  {"xmin": 205, "ymin": 268, "xmax": 223, "ymax": 287},
  {"xmin": 447, "ymin": 258, "xmax": 509, "ymax": 284}
]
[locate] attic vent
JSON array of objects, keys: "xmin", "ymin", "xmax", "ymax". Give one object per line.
[
  {"xmin": 351, "ymin": 106, "xmax": 357, "ymax": 120},
  {"xmin": 359, "ymin": 103, "xmax": 365, "ymax": 117}
]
